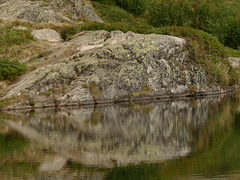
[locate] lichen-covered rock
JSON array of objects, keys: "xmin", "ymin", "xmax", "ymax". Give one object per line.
[
  {"xmin": 0, "ymin": 0, "xmax": 103, "ymax": 23},
  {"xmin": 1, "ymin": 30, "xmax": 223, "ymax": 110},
  {"xmin": 61, "ymin": 86, "xmax": 94, "ymax": 105},
  {"xmin": 0, "ymin": 0, "xmax": 70, "ymax": 23}
]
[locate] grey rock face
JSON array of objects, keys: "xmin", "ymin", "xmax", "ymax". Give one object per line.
[
  {"xmin": 0, "ymin": 0, "xmax": 69, "ymax": 23},
  {"xmin": 61, "ymin": 86, "xmax": 94, "ymax": 105},
  {"xmin": 1, "ymin": 31, "xmax": 222, "ymax": 109},
  {"xmin": 82, "ymin": 4, "xmax": 104, "ymax": 23},
  {"xmin": 0, "ymin": 0, "xmax": 103, "ymax": 23}
]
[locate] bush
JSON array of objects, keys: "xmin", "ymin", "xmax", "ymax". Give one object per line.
[
  {"xmin": 0, "ymin": 59, "xmax": 27, "ymax": 81},
  {"xmin": 146, "ymin": 0, "xmax": 239, "ymax": 49},
  {"xmin": 115, "ymin": 0, "xmax": 147, "ymax": 15},
  {"xmin": 92, "ymin": 1, "xmax": 135, "ymax": 24},
  {"xmin": 148, "ymin": 0, "xmax": 193, "ymax": 27},
  {"xmin": 213, "ymin": 17, "xmax": 240, "ymax": 49}
]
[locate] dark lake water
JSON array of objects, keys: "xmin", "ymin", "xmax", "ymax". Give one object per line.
[{"xmin": 1, "ymin": 92, "xmax": 240, "ymax": 180}]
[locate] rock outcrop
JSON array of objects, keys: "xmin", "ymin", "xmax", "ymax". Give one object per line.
[
  {"xmin": 0, "ymin": 0, "xmax": 103, "ymax": 23},
  {"xmin": 1, "ymin": 30, "xmax": 224, "ymax": 110}
]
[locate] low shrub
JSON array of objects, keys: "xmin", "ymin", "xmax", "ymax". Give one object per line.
[
  {"xmin": 92, "ymin": 1, "xmax": 135, "ymax": 24},
  {"xmin": 0, "ymin": 59, "xmax": 27, "ymax": 81},
  {"xmin": 213, "ymin": 17, "xmax": 240, "ymax": 49},
  {"xmin": 115, "ymin": 0, "xmax": 147, "ymax": 15},
  {"xmin": 225, "ymin": 47, "xmax": 240, "ymax": 58},
  {"xmin": 92, "ymin": 0, "xmax": 147, "ymax": 15},
  {"xmin": 147, "ymin": 0, "xmax": 239, "ymax": 49},
  {"xmin": 148, "ymin": 0, "xmax": 193, "ymax": 27}
]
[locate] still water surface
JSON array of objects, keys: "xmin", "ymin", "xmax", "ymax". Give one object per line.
[{"xmin": 1, "ymin": 93, "xmax": 240, "ymax": 179}]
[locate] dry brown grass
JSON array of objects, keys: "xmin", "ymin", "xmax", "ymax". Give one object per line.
[
  {"xmin": 0, "ymin": 93, "xmax": 28, "ymax": 109},
  {"xmin": 1, "ymin": 41, "xmax": 51, "ymax": 61},
  {"xmin": 128, "ymin": 85, "xmax": 152, "ymax": 98},
  {"xmin": 0, "ymin": 18, "xmax": 72, "ymax": 33}
]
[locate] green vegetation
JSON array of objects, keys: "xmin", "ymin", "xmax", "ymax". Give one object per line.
[
  {"xmin": 92, "ymin": 0, "xmax": 147, "ymax": 15},
  {"xmin": 0, "ymin": 59, "xmax": 27, "ymax": 81},
  {"xmin": 0, "ymin": 131, "xmax": 39, "ymax": 178},
  {"xmin": 225, "ymin": 47, "xmax": 240, "ymax": 58},
  {"xmin": 28, "ymin": 100, "xmax": 36, "ymax": 106},
  {"xmin": 92, "ymin": 0, "xmax": 240, "ymax": 49}
]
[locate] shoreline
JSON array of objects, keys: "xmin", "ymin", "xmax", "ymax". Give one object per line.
[{"xmin": 1, "ymin": 85, "xmax": 238, "ymax": 112}]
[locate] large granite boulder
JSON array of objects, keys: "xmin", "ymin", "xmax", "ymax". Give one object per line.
[
  {"xmin": 1, "ymin": 30, "xmax": 223, "ymax": 110},
  {"xmin": 31, "ymin": 29, "xmax": 63, "ymax": 42}
]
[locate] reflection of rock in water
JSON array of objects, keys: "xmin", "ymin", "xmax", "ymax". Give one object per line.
[
  {"xmin": 32, "ymin": 171, "xmax": 105, "ymax": 180},
  {"xmin": 5, "ymin": 97, "xmax": 221, "ymax": 166}
]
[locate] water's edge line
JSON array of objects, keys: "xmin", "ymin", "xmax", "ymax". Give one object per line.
[{"xmin": 1, "ymin": 86, "xmax": 239, "ymax": 111}]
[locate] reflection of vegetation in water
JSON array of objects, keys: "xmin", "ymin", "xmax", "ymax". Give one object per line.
[
  {"xmin": 101, "ymin": 94, "xmax": 240, "ymax": 179},
  {"xmin": 0, "ymin": 161, "xmax": 39, "ymax": 178},
  {"xmin": 0, "ymin": 131, "xmax": 39, "ymax": 178},
  {"xmin": 0, "ymin": 131, "xmax": 29, "ymax": 157},
  {"xmin": 129, "ymin": 104, "xmax": 152, "ymax": 114}
]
